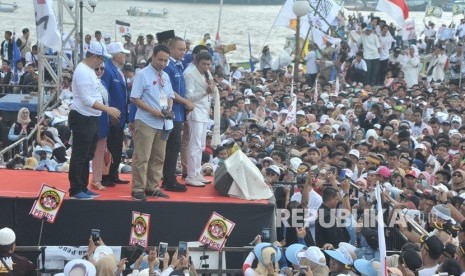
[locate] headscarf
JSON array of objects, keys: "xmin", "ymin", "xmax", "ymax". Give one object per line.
[
  {"xmin": 17, "ymin": 107, "xmax": 31, "ymax": 125},
  {"xmin": 421, "ymin": 125, "xmax": 433, "ymax": 135},
  {"xmin": 419, "ymin": 171, "xmax": 433, "ymax": 186},
  {"xmin": 409, "ymin": 44, "xmax": 419, "ymax": 57}
]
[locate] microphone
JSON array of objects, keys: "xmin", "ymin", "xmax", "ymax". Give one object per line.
[{"xmin": 205, "ymin": 72, "xmax": 209, "ymax": 81}]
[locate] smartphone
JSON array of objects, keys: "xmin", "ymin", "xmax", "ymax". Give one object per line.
[
  {"xmin": 299, "ymin": 266, "xmax": 308, "ymax": 274},
  {"xmin": 338, "ymin": 169, "xmax": 347, "ymax": 182},
  {"xmin": 178, "ymin": 241, "xmax": 187, "ymax": 258},
  {"xmin": 91, "ymin": 229, "xmax": 100, "ymax": 244},
  {"xmin": 261, "ymin": 228, "xmax": 271, "ymax": 243},
  {"xmin": 158, "ymin": 242, "xmax": 168, "ymax": 259}
]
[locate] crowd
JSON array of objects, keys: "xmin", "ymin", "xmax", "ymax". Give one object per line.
[{"xmin": 4, "ymin": 8, "xmax": 465, "ymax": 275}]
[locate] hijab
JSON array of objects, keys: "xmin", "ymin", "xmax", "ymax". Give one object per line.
[{"xmin": 17, "ymin": 107, "xmax": 31, "ymax": 125}]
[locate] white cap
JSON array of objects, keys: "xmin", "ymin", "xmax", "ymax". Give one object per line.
[
  {"xmin": 244, "ymin": 88, "xmax": 254, "ymax": 97},
  {"xmin": 107, "ymin": 42, "xmax": 130, "ymax": 54},
  {"xmin": 0, "ymin": 227, "xmax": 15, "ymax": 245},
  {"xmin": 348, "ymin": 149, "xmax": 360, "ymax": 159},
  {"xmin": 414, "ymin": 143, "xmax": 426, "ymax": 151},
  {"xmin": 87, "ymin": 41, "xmax": 111, "ymax": 58},
  {"xmin": 296, "ymin": 110, "xmax": 306, "ymax": 116},
  {"xmin": 63, "ymin": 259, "xmax": 96, "ymax": 276},
  {"xmin": 266, "ymin": 165, "xmax": 281, "ymax": 175},
  {"xmin": 297, "ymin": 246, "xmax": 326, "ymax": 266},
  {"xmin": 280, "ymin": 109, "xmax": 289, "ymax": 114}
]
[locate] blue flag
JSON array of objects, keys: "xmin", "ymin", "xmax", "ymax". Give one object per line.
[
  {"xmin": 248, "ymin": 33, "xmax": 255, "ymax": 73},
  {"xmin": 12, "ymin": 37, "xmax": 22, "ymax": 83}
]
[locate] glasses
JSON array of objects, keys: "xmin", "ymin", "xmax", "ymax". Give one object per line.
[
  {"xmin": 426, "ymin": 164, "xmax": 434, "ymax": 168},
  {"xmin": 454, "ymin": 174, "xmax": 463, "ymax": 177},
  {"xmin": 94, "ymin": 67, "xmax": 105, "ymax": 72},
  {"xmin": 339, "ymin": 128, "xmax": 346, "ymax": 131}
]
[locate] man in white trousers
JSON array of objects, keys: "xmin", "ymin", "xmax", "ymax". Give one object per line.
[{"xmin": 184, "ymin": 51, "xmax": 215, "ymax": 187}]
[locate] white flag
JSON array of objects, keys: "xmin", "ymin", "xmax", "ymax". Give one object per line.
[
  {"xmin": 115, "ymin": 20, "xmax": 131, "ymax": 40},
  {"xmin": 312, "ymin": 27, "xmax": 341, "ymax": 49},
  {"xmin": 34, "ymin": 0, "xmax": 61, "ymax": 52},
  {"xmin": 375, "ymin": 185, "xmax": 387, "ymax": 276}
]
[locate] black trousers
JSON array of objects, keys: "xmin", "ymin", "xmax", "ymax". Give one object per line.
[
  {"xmin": 68, "ymin": 110, "xmax": 99, "ymax": 196},
  {"xmin": 163, "ymin": 121, "xmax": 182, "ymax": 185},
  {"xmin": 378, "ymin": 59, "xmax": 389, "ymax": 85},
  {"xmin": 104, "ymin": 126, "xmax": 124, "ymax": 181}
]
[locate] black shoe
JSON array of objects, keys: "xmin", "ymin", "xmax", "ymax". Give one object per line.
[
  {"xmin": 145, "ymin": 189, "xmax": 170, "ymax": 198},
  {"xmin": 164, "ymin": 183, "xmax": 187, "ymax": 192},
  {"xmin": 112, "ymin": 178, "xmax": 130, "ymax": 184},
  {"xmin": 132, "ymin": 191, "xmax": 146, "ymax": 201},
  {"xmin": 101, "ymin": 180, "xmax": 115, "ymax": 187}
]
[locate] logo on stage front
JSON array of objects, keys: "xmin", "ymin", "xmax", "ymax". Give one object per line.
[
  {"xmin": 129, "ymin": 211, "xmax": 150, "ymax": 247},
  {"xmin": 133, "ymin": 216, "xmax": 147, "ymax": 237},
  {"xmin": 198, "ymin": 212, "xmax": 235, "ymax": 251},
  {"xmin": 29, "ymin": 184, "xmax": 66, "ymax": 223},
  {"xmin": 207, "ymin": 219, "xmax": 227, "ymax": 240}
]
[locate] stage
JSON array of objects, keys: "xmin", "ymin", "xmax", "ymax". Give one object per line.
[{"xmin": 0, "ymin": 170, "xmax": 274, "ymax": 255}]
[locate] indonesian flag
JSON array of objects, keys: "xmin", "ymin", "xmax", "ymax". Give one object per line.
[{"xmin": 376, "ymin": 0, "xmax": 409, "ymax": 27}]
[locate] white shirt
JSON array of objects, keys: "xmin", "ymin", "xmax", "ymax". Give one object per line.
[
  {"xmin": 71, "ymin": 62, "xmax": 103, "ymax": 117},
  {"xmin": 379, "ymin": 33, "xmax": 395, "ymax": 60},
  {"xmin": 352, "ymin": 59, "xmax": 367, "ymax": 71},
  {"xmin": 304, "ymin": 50, "xmax": 318, "ymax": 74},
  {"xmin": 184, "ymin": 64, "xmax": 212, "ymax": 123},
  {"xmin": 360, "ymin": 32, "xmax": 381, "ymax": 60},
  {"xmin": 418, "ymin": 264, "xmax": 439, "ymax": 276}
]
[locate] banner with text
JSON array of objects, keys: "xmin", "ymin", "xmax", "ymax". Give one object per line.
[
  {"xmin": 30, "ymin": 184, "xmax": 66, "ymax": 223},
  {"xmin": 198, "ymin": 212, "xmax": 235, "ymax": 251},
  {"xmin": 129, "ymin": 212, "xmax": 150, "ymax": 247}
]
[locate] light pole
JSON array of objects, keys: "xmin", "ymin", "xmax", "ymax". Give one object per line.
[
  {"xmin": 66, "ymin": 0, "xmax": 98, "ymax": 62},
  {"xmin": 292, "ymin": 0, "xmax": 310, "ymax": 82}
]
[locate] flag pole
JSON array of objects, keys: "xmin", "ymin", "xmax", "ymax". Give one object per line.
[
  {"xmin": 257, "ymin": 2, "xmax": 286, "ymax": 61},
  {"xmin": 216, "ymin": 0, "xmax": 223, "ymax": 38}
]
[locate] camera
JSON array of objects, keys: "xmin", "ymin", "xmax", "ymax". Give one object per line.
[
  {"xmin": 91, "ymin": 229, "xmax": 100, "ymax": 244},
  {"xmin": 161, "ymin": 109, "xmax": 175, "ymax": 120}
]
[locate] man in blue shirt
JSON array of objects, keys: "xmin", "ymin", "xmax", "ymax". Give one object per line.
[
  {"xmin": 130, "ymin": 45, "xmax": 174, "ymax": 201},
  {"xmin": 162, "ymin": 37, "xmax": 193, "ymax": 192}
]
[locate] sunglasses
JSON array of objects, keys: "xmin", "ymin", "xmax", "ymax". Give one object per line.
[
  {"xmin": 94, "ymin": 67, "xmax": 105, "ymax": 72},
  {"xmin": 454, "ymin": 174, "xmax": 462, "ymax": 177}
]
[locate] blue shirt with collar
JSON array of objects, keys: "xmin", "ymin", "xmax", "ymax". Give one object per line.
[
  {"xmin": 164, "ymin": 57, "xmax": 186, "ymax": 122},
  {"xmin": 131, "ymin": 64, "xmax": 175, "ymax": 130}
]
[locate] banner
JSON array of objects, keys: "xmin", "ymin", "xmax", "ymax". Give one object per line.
[
  {"xmin": 33, "ymin": 0, "xmax": 61, "ymax": 52},
  {"xmin": 115, "ymin": 20, "xmax": 130, "ymax": 39},
  {"xmin": 402, "ymin": 19, "xmax": 416, "ymax": 41},
  {"xmin": 129, "ymin": 212, "xmax": 150, "ymax": 247},
  {"xmin": 425, "ymin": 5, "xmax": 443, "ymax": 18},
  {"xmin": 12, "ymin": 35, "xmax": 22, "ymax": 83},
  {"xmin": 274, "ymin": 0, "xmax": 341, "ymax": 35},
  {"xmin": 312, "ymin": 27, "xmax": 341, "ymax": 49},
  {"xmin": 440, "ymin": 28, "xmax": 456, "ymax": 40},
  {"xmin": 375, "ymin": 186, "xmax": 387, "ymax": 276},
  {"xmin": 452, "ymin": 4, "xmax": 465, "ymax": 16},
  {"xmin": 29, "ymin": 184, "xmax": 66, "ymax": 223},
  {"xmin": 198, "ymin": 212, "xmax": 235, "ymax": 251},
  {"xmin": 39, "ymin": 246, "xmax": 122, "ymax": 270}
]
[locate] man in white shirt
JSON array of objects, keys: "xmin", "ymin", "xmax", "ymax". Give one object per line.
[
  {"xmin": 184, "ymin": 51, "xmax": 216, "ymax": 187},
  {"xmin": 359, "ymin": 24, "xmax": 381, "ymax": 85},
  {"xmin": 417, "ymin": 234, "xmax": 442, "ymax": 276},
  {"xmin": 423, "ymin": 22, "xmax": 436, "ymax": 54},
  {"xmin": 378, "ymin": 25, "xmax": 395, "ymax": 84},
  {"xmin": 68, "ymin": 42, "xmax": 120, "ymax": 200},
  {"xmin": 304, "ymin": 43, "xmax": 318, "ymax": 88}
]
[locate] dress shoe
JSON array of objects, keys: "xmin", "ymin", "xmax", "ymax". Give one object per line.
[
  {"xmin": 112, "ymin": 178, "xmax": 130, "ymax": 184},
  {"xmin": 101, "ymin": 180, "xmax": 115, "ymax": 187},
  {"xmin": 164, "ymin": 183, "xmax": 187, "ymax": 192}
]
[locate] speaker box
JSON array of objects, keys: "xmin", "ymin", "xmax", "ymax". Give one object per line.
[{"xmin": 214, "ymin": 164, "xmax": 234, "ymax": 196}]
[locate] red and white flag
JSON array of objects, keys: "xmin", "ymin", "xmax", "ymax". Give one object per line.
[{"xmin": 376, "ymin": 0, "xmax": 409, "ymax": 26}]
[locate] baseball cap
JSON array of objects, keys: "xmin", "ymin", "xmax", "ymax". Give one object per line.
[
  {"xmin": 376, "ymin": 166, "xmax": 391, "ymax": 178},
  {"xmin": 0, "ymin": 227, "xmax": 15, "ymax": 245},
  {"xmin": 63, "ymin": 259, "xmax": 96, "ymax": 276},
  {"xmin": 107, "ymin": 42, "xmax": 130, "ymax": 54},
  {"xmin": 297, "ymin": 246, "xmax": 326, "ymax": 266},
  {"xmin": 296, "ymin": 110, "xmax": 306, "ymax": 116},
  {"xmin": 420, "ymin": 234, "xmax": 444, "ymax": 260},
  {"xmin": 87, "ymin": 41, "xmax": 111, "ymax": 58},
  {"xmin": 253, "ymin": 243, "xmax": 282, "ymax": 265},
  {"xmin": 122, "ymin": 33, "xmax": 132, "ymax": 38},
  {"xmin": 405, "ymin": 170, "xmax": 417, "ymax": 178},
  {"xmin": 354, "ymin": 259, "xmax": 379, "ymax": 276},
  {"xmin": 266, "ymin": 165, "xmax": 281, "ymax": 176},
  {"xmin": 348, "ymin": 149, "xmax": 360, "ymax": 159},
  {"xmin": 285, "ymin": 243, "xmax": 306, "ymax": 266}
]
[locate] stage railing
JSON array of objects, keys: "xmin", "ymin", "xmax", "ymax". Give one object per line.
[{"xmin": 16, "ymin": 245, "xmax": 402, "ymax": 275}]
